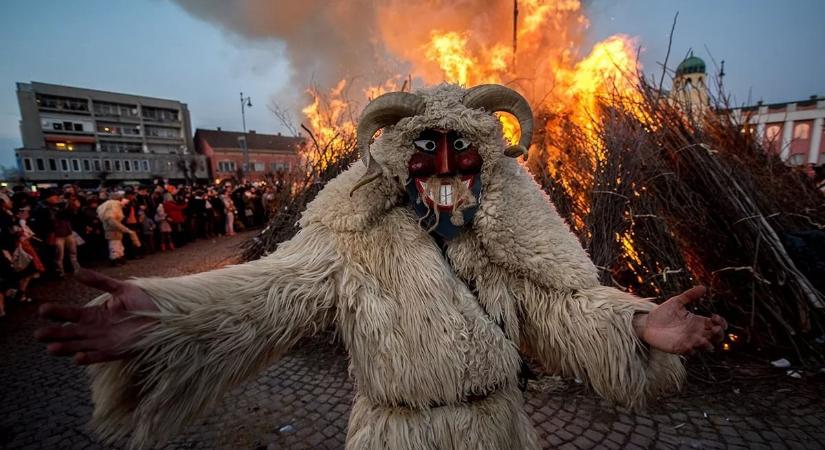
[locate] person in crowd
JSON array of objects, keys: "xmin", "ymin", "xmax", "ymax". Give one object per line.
[
  {"xmin": 162, "ymin": 193, "xmax": 186, "ymax": 248},
  {"xmin": 208, "ymin": 188, "xmax": 225, "ymax": 236},
  {"xmin": 186, "ymin": 190, "xmax": 206, "ymax": 239},
  {"xmin": 97, "ymin": 191, "xmax": 140, "ymax": 266},
  {"xmin": 29, "ymin": 189, "xmax": 60, "ymax": 275},
  {"xmin": 222, "ymin": 189, "xmax": 237, "ymax": 236},
  {"xmin": 17, "ymin": 206, "xmax": 45, "ymax": 275},
  {"xmin": 52, "ymin": 193, "xmax": 81, "ymax": 277},
  {"xmin": 122, "ymin": 190, "xmax": 142, "ymax": 259},
  {"xmin": 154, "ymin": 203, "xmax": 174, "ymax": 252},
  {"xmin": 0, "ymin": 193, "xmax": 37, "ymax": 303},
  {"xmin": 139, "ymin": 207, "xmax": 156, "ymax": 254},
  {"xmin": 80, "ymin": 196, "xmax": 105, "ymax": 262}
]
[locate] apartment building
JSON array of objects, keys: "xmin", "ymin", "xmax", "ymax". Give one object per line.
[{"xmin": 15, "ymin": 81, "xmax": 208, "ymax": 186}]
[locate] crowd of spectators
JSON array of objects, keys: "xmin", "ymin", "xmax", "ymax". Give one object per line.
[{"xmin": 0, "ymin": 180, "xmax": 279, "ymax": 316}]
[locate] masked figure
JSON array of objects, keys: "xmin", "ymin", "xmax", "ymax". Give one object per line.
[{"xmin": 38, "ymin": 84, "xmax": 725, "ymax": 449}]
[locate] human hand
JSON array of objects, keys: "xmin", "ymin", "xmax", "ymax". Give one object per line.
[
  {"xmin": 633, "ymin": 286, "xmax": 727, "ymax": 355},
  {"xmin": 35, "ymin": 269, "xmax": 158, "ymax": 365}
]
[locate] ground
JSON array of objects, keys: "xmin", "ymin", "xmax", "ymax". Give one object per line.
[{"xmin": 1, "ymin": 231, "xmax": 823, "ymax": 450}]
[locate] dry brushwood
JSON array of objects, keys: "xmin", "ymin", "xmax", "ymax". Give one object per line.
[
  {"xmin": 530, "ymin": 76, "xmax": 824, "ymax": 363},
  {"xmin": 247, "ymin": 78, "xmax": 824, "ymax": 363}
]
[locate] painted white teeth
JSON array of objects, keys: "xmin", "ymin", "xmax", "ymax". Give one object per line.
[{"xmin": 439, "ymin": 184, "xmax": 453, "ymax": 206}]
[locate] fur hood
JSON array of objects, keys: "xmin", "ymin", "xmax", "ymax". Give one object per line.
[{"xmin": 301, "ymin": 83, "xmax": 600, "ymax": 292}]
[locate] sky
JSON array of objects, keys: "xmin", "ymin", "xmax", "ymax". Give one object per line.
[{"xmin": 0, "ymin": 0, "xmax": 823, "ymax": 168}]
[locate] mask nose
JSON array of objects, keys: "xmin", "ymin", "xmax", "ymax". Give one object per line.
[{"xmin": 434, "ymin": 134, "xmax": 455, "ymax": 176}]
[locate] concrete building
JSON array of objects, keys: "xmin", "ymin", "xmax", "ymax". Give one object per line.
[
  {"xmin": 731, "ymin": 96, "xmax": 825, "ymax": 167},
  {"xmin": 14, "ymin": 81, "xmax": 208, "ymax": 186},
  {"xmin": 194, "ymin": 128, "xmax": 303, "ymax": 182}
]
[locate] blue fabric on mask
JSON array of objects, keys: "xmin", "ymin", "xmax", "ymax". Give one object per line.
[{"xmin": 406, "ymin": 175, "xmax": 482, "ymax": 240}]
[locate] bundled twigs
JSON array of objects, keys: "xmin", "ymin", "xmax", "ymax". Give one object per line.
[
  {"xmin": 532, "ymin": 75, "xmax": 825, "ymax": 362},
  {"xmin": 247, "ymin": 75, "xmax": 824, "ymax": 363}
]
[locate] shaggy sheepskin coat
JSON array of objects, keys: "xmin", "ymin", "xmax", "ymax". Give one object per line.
[
  {"xmin": 87, "ymin": 85, "xmax": 684, "ymax": 449},
  {"xmin": 96, "ymin": 199, "xmax": 131, "ymax": 241}
]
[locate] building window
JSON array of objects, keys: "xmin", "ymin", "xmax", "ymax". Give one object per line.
[
  {"xmin": 142, "ymin": 160, "xmax": 150, "ymax": 172},
  {"xmin": 145, "ymin": 126, "xmax": 180, "ymax": 139},
  {"xmin": 217, "ymin": 160, "xmax": 236, "ymax": 172},
  {"xmin": 93, "ymin": 159, "xmax": 101, "ymax": 171},
  {"xmin": 251, "ymin": 161, "xmax": 265, "ymax": 172},
  {"xmin": 48, "ymin": 158, "xmax": 57, "ymax": 171},
  {"xmin": 59, "ymin": 159, "xmax": 69, "ymax": 171},
  {"xmin": 765, "ymin": 125, "xmax": 781, "ymax": 141},
  {"xmin": 83, "ymin": 159, "xmax": 91, "ymax": 171},
  {"xmin": 788, "ymin": 154, "xmax": 806, "ymax": 165},
  {"xmin": 100, "ymin": 141, "xmax": 142, "ymax": 153},
  {"xmin": 36, "ymin": 94, "xmax": 89, "ymax": 112},
  {"xmin": 794, "ymin": 123, "xmax": 811, "ymax": 140},
  {"xmin": 23, "ymin": 158, "xmax": 33, "ymax": 171},
  {"xmin": 53, "ymin": 122, "xmax": 63, "ymax": 131},
  {"xmin": 71, "ymin": 159, "xmax": 80, "ymax": 172},
  {"xmin": 103, "ymin": 160, "xmax": 111, "ymax": 171},
  {"xmin": 124, "ymin": 160, "xmax": 131, "ymax": 172},
  {"xmin": 36, "ymin": 158, "xmax": 45, "ymax": 171},
  {"xmin": 114, "ymin": 160, "xmax": 122, "ymax": 171}
]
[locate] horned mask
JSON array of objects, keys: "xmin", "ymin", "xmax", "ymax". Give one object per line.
[{"xmin": 353, "ymin": 84, "xmax": 534, "ymax": 238}]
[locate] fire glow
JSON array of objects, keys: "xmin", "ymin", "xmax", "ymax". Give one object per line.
[{"xmin": 300, "ymin": 0, "xmax": 643, "ymax": 180}]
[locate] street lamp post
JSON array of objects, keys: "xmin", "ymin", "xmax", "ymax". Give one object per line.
[{"xmin": 239, "ymin": 92, "xmax": 252, "ymax": 177}]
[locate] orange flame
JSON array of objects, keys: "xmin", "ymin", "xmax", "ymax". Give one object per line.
[{"xmin": 300, "ymin": 0, "xmax": 642, "ymax": 181}]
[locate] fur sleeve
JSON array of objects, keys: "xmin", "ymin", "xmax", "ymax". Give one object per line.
[
  {"xmin": 475, "ymin": 160, "xmax": 684, "ymax": 408},
  {"xmin": 87, "ymin": 223, "xmax": 341, "ymax": 448},
  {"xmin": 518, "ymin": 284, "xmax": 685, "ymax": 409}
]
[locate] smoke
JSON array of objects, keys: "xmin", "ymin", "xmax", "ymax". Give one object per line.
[
  {"xmin": 171, "ymin": 0, "xmax": 590, "ymax": 108},
  {"xmin": 172, "ymin": 1, "xmax": 400, "ymax": 98}
]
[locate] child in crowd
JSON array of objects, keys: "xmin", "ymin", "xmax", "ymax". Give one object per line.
[
  {"xmin": 139, "ymin": 207, "xmax": 156, "ymax": 254},
  {"xmin": 154, "ymin": 204, "xmax": 174, "ymax": 252}
]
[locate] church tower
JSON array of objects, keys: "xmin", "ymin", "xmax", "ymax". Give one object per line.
[{"xmin": 671, "ymin": 52, "xmax": 710, "ymax": 114}]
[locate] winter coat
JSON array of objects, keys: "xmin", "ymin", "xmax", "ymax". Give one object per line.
[
  {"xmin": 162, "ymin": 200, "xmax": 185, "ymax": 224},
  {"xmin": 85, "ymin": 85, "xmax": 684, "ymax": 450},
  {"xmin": 96, "ymin": 200, "xmax": 131, "ymax": 241},
  {"xmin": 154, "ymin": 205, "xmax": 172, "ymax": 234}
]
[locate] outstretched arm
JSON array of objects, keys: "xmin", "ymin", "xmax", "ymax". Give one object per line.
[
  {"xmin": 520, "ymin": 283, "xmax": 725, "ymax": 409},
  {"xmin": 35, "ymin": 223, "xmax": 340, "ymax": 448}
]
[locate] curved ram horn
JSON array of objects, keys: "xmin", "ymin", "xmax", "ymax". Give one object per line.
[
  {"xmin": 351, "ymin": 92, "xmax": 426, "ymax": 195},
  {"xmin": 462, "ymin": 84, "xmax": 534, "ymax": 158}
]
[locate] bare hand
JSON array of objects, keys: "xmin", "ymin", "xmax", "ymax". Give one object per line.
[
  {"xmin": 34, "ymin": 269, "xmax": 158, "ymax": 365},
  {"xmin": 633, "ymin": 285, "xmax": 727, "ymax": 355}
]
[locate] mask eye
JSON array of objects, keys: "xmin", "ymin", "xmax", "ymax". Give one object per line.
[
  {"xmin": 452, "ymin": 138, "xmax": 470, "ymax": 151},
  {"xmin": 414, "ymin": 139, "xmax": 437, "ymax": 152}
]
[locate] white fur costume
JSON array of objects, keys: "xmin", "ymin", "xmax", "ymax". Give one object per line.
[{"xmin": 88, "ymin": 84, "xmax": 684, "ymax": 449}]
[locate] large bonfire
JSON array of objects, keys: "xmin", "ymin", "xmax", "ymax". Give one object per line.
[{"xmin": 244, "ymin": 1, "xmax": 825, "ymax": 364}]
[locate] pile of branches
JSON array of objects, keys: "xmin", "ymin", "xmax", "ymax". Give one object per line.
[
  {"xmin": 531, "ymin": 79, "xmax": 825, "ymax": 363},
  {"xmin": 241, "ymin": 125, "xmax": 358, "ymax": 261},
  {"xmin": 247, "ymin": 78, "xmax": 824, "ymax": 363}
]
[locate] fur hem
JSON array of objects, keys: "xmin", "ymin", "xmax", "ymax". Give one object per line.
[{"xmin": 346, "ymin": 388, "xmax": 538, "ymax": 450}]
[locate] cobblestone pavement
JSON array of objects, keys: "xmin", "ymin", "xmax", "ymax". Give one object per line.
[{"xmin": 1, "ymin": 231, "xmax": 824, "ymax": 449}]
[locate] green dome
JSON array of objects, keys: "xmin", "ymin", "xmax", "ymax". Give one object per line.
[{"xmin": 676, "ymin": 55, "xmax": 706, "ymax": 75}]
